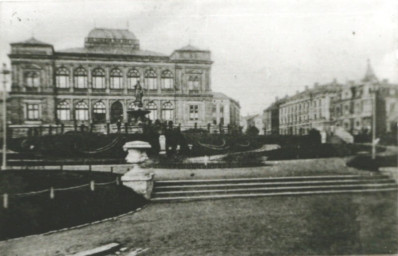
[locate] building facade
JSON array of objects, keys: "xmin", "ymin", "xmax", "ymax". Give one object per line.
[
  {"xmin": 7, "ymin": 28, "xmax": 240, "ymax": 135},
  {"xmin": 263, "ymin": 97, "xmax": 286, "ymax": 135},
  {"xmin": 278, "ymin": 81, "xmax": 340, "ymax": 135},
  {"xmin": 263, "ymin": 60, "xmax": 398, "ymax": 137},
  {"xmin": 331, "ymin": 61, "xmax": 398, "ymax": 135}
]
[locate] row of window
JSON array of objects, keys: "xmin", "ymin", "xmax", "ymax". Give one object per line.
[
  {"xmin": 25, "ymin": 68, "xmax": 202, "ymax": 91},
  {"xmin": 280, "ymin": 100, "xmax": 322, "ymax": 115},
  {"xmin": 26, "ymin": 101, "xmax": 201, "ymax": 122}
]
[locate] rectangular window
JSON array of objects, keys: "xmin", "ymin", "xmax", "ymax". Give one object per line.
[
  {"xmin": 27, "ymin": 104, "xmax": 40, "ymax": 120},
  {"xmin": 56, "ymin": 76, "xmax": 69, "ymax": 88},
  {"xmin": 148, "ymin": 110, "xmax": 158, "ymax": 121},
  {"xmin": 189, "ymin": 105, "xmax": 199, "ymax": 121},
  {"xmin": 145, "ymin": 78, "xmax": 157, "ymax": 90},
  {"xmin": 75, "ymin": 77, "xmax": 87, "ymax": 88},
  {"xmin": 162, "ymin": 78, "xmax": 174, "ymax": 89},
  {"xmin": 110, "ymin": 77, "xmax": 122, "ymax": 89},
  {"xmin": 162, "ymin": 109, "xmax": 173, "ymax": 120},
  {"xmin": 128, "ymin": 77, "xmax": 139, "ymax": 89},
  {"xmin": 92, "ymin": 77, "xmax": 105, "ymax": 89},
  {"xmin": 75, "ymin": 110, "xmax": 88, "ymax": 121},
  {"xmin": 57, "ymin": 109, "xmax": 70, "ymax": 121}
]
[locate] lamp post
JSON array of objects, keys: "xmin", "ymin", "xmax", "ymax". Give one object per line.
[
  {"xmin": 370, "ymin": 86, "xmax": 379, "ymax": 160},
  {"xmin": 1, "ymin": 63, "xmax": 10, "ymax": 170}
]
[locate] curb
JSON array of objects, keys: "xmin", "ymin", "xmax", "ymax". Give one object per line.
[{"xmin": 69, "ymin": 242, "xmax": 120, "ymax": 256}]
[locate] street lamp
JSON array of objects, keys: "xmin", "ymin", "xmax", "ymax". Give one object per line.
[
  {"xmin": 370, "ymin": 86, "xmax": 379, "ymax": 160},
  {"xmin": 1, "ymin": 63, "xmax": 10, "ymax": 170}
]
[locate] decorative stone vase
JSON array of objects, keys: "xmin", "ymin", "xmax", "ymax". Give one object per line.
[{"xmin": 121, "ymin": 141, "xmax": 154, "ymax": 199}]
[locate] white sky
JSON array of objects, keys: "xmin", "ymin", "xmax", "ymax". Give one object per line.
[{"xmin": 0, "ymin": 0, "xmax": 397, "ymax": 115}]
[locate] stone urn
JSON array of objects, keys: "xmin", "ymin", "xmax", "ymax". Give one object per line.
[{"xmin": 121, "ymin": 141, "xmax": 154, "ymax": 199}]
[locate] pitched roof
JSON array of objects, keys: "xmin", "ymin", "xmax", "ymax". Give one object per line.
[
  {"xmin": 362, "ymin": 59, "xmax": 378, "ymax": 83},
  {"xmin": 11, "ymin": 37, "xmax": 52, "ymax": 46}
]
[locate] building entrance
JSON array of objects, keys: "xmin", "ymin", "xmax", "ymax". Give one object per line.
[{"xmin": 111, "ymin": 101, "xmax": 123, "ymax": 123}]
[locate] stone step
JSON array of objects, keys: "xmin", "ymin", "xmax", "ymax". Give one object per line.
[
  {"xmin": 154, "ymin": 175, "xmax": 384, "ymax": 187},
  {"xmin": 151, "ymin": 187, "xmax": 398, "ymax": 202},
  {"xmin": 152, "ymin": 183, "xmax": 398, "ymax": 198},
  {"xmin": 154, "ymin": 178, "xmax": 393, "ymax": 192}
]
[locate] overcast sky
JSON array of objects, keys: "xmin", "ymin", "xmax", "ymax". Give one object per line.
[{"xmin": 0, "ymin": 0, "xmax": 397, "ymax": 115}]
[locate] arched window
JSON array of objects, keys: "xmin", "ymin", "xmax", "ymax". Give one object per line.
[
  {"xmin": 56, "ymin": 67, "xmax": 70, "ymax": 88},
  {"xmin": 144, "ymin": 69, "xmax": 157, "ymax": 90},
  {"xmin": 161, "ymin": 101, "xmax": 174, "ymax": 121},
  {"xmin": 146, "ymin": 101, "xmax": 158, "ymax": 121},
  {"xmin": 127, "ymin": 69, "xmax": 140, "ymax": 89},
  {"xmin": 110, "ymin": 68, "xmax": 123, "ymax": 89},
  {"xmin": 188, "ymin": 75, "xmax": 200, "ymax": 90},
  {"xmin": 92, "ymin": 101, "xmax": 106, "ymax": 123},
  {"xmin": 74, "ymin": 67, "xmax": 87, "ymax": 89},
  {"xmin": 92, "ymin": 68, "xmax": 105, "ymax": 89},
  {"xmin": 24, "ymin": 71, "xmax": 40, "ymax": 87},
  {"xmin": 75, "ymin": 102, "xmax": 89, "ymax": 121},
  {"xmin": 161, "ymin": 70, "xmax": 174, "ymax": 89},
  {"xmin": 56, "ymin": 101, "xmax": 70, "ymax": 121}
]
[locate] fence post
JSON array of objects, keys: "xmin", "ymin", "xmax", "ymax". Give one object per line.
[
  {"xmin": 110, "ymin": 166, "xmax": 114, "ymax": 173},
  {"xmin": 60, "ymin": 165, "xmax": 63, "ymax": 171},
  {"xmin": 116, "ymin": 176, "xmax": 120, "ymax": 186},
  {"xmin": 50, "ymin": 187, "xmax": 54, "ymax": 199},
  {"xmin": 3, "ymin": 193, "xmax": 8, "ymax": 209},
  {"xmin": 89, "ymin": 164, "xmax": 92, "ymax": 172},
  {"xmin": 90, "ymin": 180, "xmax": 95, "ymax": 191}
]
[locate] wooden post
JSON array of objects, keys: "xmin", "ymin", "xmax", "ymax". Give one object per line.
[
  {"xmin": 3, "ymin": 193, "xmax": 8, "ymax": 209},
  {"xmin": 90, "ymin": 180, "xmax": 95, "ymax": 191},
  {"xmin": 89, "ymin": 164, "xmax": 92, "ymax": 172},
  {"xmin": 116, "ymin": 177, "xmax": 120, "ymax": 186},
  {"xmin": 50, "ymin": 187, "xmax": 54, "ymax": 199},
  {"xmin": 61, "ymin": 123, "xmax": 65, "ymax": 134},
  {"xmin": 110, "ymin": 166, "xmax": 114, "ymax": 173},
  {"xmin": 106, "ymin": 123, "xmax": 110, "ymax": 135}
]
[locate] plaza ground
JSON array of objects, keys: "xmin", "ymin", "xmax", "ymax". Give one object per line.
[
  {"xmin": 0, "ymin": 157, "xmax": 397, "ymax": 255},
  {"xmin": 0, "ymin": 192, "xmax": 396, "ymax": 256}
]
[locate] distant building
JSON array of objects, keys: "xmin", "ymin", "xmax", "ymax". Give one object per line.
[
  {"xmin": 331, "ymin": 60, "xmax": 398, "ymax": 136},
  {"xmin": 279, "ymin": 81, "xmax": 341, "ymax": 135},
  {"xmin": 263, "ymin": 97, "xmax": 286, "ymax": 135},
  {"xmin": 7, "ymin": 28, "xmax": 240, "ymax": 136},
  {"xmin": 211, "ymin": 92, "xmax": 240, "ymax": 131},
  {"xmin": 244, "ymin": 114, "xmax": 264, "ymax": 135},
  {"xmin": 263, "ymin": 60, "xmax": 398, "ymax": 137}
]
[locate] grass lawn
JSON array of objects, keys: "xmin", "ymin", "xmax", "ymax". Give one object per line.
[
  {"xmin": 0, "ymin": 171, "xmax": 146, "ymax": 240},
  {"xmin": 1, "ymin": 192, "xmax": 396, "ymax": 256}
]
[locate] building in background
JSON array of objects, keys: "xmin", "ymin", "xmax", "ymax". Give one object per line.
[
  {"xmin": 263, "ymin": 96, "xmax": 287, "ymax": 135},
  {"xmin": 331, "ymin": 60, "xmax": 398, "ymax": 136},
  {"xmin": 244, "ymin": 114, "xmax": 264, "ymax": 135},
  {"xmin": 211, "ymin": 92, "xmax": 240, "ymax": 132},
  {"xmin": 263, "ymin": 60, "xmax": 398, "ymax": 137},
  {"xmin": 7, "ymin": 28, "xmax": 239, "ymax": 136},
  {"xmin": 278, "ymin": 80, "xmax": 341, "ymax": 135}
]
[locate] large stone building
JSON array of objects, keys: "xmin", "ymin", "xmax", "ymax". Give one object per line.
[
  {"xmin": 263, "ymin": 61, "xmax": 398, "ymax": 137},
  {"xmin": 331, "ymin": 61, "xmax": 398, "ymax": 136},
  {"xmin": 278, "ymin": 81, "xmax": 341, "ymax": 135},
  {"xmin": 7, "ymin": 28, "xmax": 240, "ymax": 136}
]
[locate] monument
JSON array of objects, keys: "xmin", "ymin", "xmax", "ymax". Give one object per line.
[
  {"xmin": 121, "ymin": 82, "xmax": 155, "ymax": 199},
  {"xmin": 127, "ymin": 81, "xmax": 150, "ymax": 124}
]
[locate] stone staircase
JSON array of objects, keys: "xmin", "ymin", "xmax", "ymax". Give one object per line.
[{"xmin": 151, "ymin": 174, "xmax": 398, "ymax": 202}]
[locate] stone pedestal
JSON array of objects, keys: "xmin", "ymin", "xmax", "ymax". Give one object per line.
[
  {"xmin": 121, "ymin": 165, "xmax": 154, "ymax": 199},
  {"xmin": 121, "ymin": 141, "xmax": 154, "ymax": 199}
]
